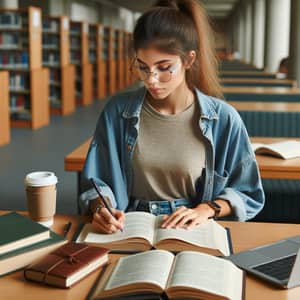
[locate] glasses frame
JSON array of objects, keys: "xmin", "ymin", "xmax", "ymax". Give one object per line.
[{"xmin": 130, "ymin": 58, "xmax": 181, "ymax": 82}]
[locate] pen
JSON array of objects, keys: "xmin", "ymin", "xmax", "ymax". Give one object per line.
[
  {"xmin": 90, "ymin": 178, "xmax": 123, "ymax": 232},
  {"xmin": 63, "ymin": 221, "xmax": 72, "ymax": 237}
]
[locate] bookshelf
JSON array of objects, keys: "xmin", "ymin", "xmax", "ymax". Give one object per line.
[
  {"xmin": 97, "ymin": 24, "xmax": 106, "ymax": 99},
  {"xmin": 0, "ymin": 71, "xmax": 10, "ymax": 145},
  {"xmin": 105, "ymin": 26, "xmax": 116, "ymax": 96},
  {"xmin": 89, "ymin": 23, "xmax": 106, "ymax": 99},
  {"xmin": 124, "ymin": 31, "xmax": 133, "ymax": 87},
  {"xmin": 88, "ymin": 23, "xmax": 97, "ymax": 99},
  {"xmin": 42, "ymin": 16, "xmax": 75, "ymax": 115},
  {"xmin": 115, "ymin": 29, "xmax": 124, "ymax": 91},
  {"xmin": 0, "ymin": 7, "xmax": 49, "ymax": 129},
  {"xmin": 103, "ymin": 26, "xmax": 109, "ymax": 97},
  {"xmin": 70, "ymin": 21, "xmax": 92, "ymax": 106}
]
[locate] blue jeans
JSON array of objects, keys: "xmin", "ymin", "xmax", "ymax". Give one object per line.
[{"xmin": 127, "ymin": 198, "xmax": 194, "ymax": 216}]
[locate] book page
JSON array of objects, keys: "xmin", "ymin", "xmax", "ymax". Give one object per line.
[
  {"xmin": 168, "ymin": 251, "xmax": 243, "ymax": 300},
  {"xmin": 252, "ymin": 140, "xmax": 300, "ymax": 159},
  {"xmin": 251, "ymin": 143, "xmax": 264, "ymax": 152},
  {"xmin": 154, "ymin": 218, "xmax": 230, "ymax": 256},
  {"xmin": 78, "ymin": 212, "xmax": 156, "ymax": 244},
  {"xmin": 105, "ymin": 250, "xmax": 174, "ymax": 290}
]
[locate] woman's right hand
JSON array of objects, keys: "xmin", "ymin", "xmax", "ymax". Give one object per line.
[{"xmin": 92, "ymin": 207, "xmax": 125, "ymax": 234}]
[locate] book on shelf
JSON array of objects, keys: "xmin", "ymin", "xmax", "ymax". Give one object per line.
[
  {"xmin": 76, "ymin": 211, "xmax": 231, "ymax": 256},
  {"xmin": 0, "ymin": 230, "xmax": 67, "ymax": 276},
  {"xmin": 88, "ymin": 249, "xmax": 245, "ymax": 300},
  {"xmin": 251, "ymin": 140, "xmax": 300, "ymax": 159},
  {"xmin": 24, "ymin": 242, "xmax": 109, "ymax": 288},
  {"xmin": 0, "ymin": 212, "xmax": 50, "ymax": 255}
]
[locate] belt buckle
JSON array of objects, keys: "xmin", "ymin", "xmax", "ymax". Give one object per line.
[{"xmin": 148, "ymin": 200, "xmax": 160, "ymax": 213}]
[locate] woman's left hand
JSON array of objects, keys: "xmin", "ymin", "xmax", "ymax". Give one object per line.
[{"xmin": 161, "ymin": 204, "xmax": 214, "ymax": 230}]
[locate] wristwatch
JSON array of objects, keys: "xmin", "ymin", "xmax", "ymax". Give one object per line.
[{"xmin": 206, "ymin": 201, "xmax": 221, "ymax": 219}]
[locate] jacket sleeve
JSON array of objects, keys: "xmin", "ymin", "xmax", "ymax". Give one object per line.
[
  {"xmin": 216, "ymin": 153, "xmax": 265, "ymax": 221},
  {"xmin": 78, "ymin": 140, "xmax": 117, "ymax": 215},
  {"xmin": 212, "ymin": 104, "xmax": 265, "ymax": 221},
  {"xmin": 78, "ymin": 101, "xmax": 128, "ymax": 215}
]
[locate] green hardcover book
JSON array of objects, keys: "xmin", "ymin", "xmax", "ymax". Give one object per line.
[
  {"xmin": 0, "ymin": 231, "xmax": 67, "ymax": 276},
  {"xmin": 0, "ymin": 212, "xmax": 50, "ymax": 255}
]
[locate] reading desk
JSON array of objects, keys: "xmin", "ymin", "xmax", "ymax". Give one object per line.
[
  {"xmin": 223, "ymin": 86, "xmax": 300, "ymax": 102},
  {"xmin": 221, "ymin": 78, "xmax": 296, "ymax": 88},
  {"xmin": 1, "ymin": 211, "xmax": 300, "ymax": 299},
  {"xmin": 251, "ymin": 137, "xmax": 300, "ymax": 179},
  {"xmin": 220, "ymin": 71, "xmax": 277, "ymax": 79},
  {"xmin": 228, "ymin": 101, "xmax": 300, "ymax": 137}
]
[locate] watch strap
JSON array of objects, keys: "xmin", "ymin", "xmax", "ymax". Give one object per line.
[{"xmin": 206, "ymin": 200, "xmax": 221, "ymax": 219}]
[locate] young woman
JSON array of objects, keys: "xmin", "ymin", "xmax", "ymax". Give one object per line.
[{"xmin": 79, "ymin": 0, "xmax": 264, "ymax": 233}]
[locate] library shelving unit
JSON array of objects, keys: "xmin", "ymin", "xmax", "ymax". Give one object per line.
[
  {"xmin": 124, "ymin": 31, "xmax": 133, "ymax": 87},
  {"xmin": 105, "ymin": 26, "xmax": 116, "ymax": 96},
  {"xmin": 70, "ymin": 20, "xmax": 92, "ymax": 106},
  {"xmin": 0, "ymin": 6, "xmax": 49, "ymax": 129},
  {"xmin": 0, "ymin": 71, "xmax": 10, "ymax": 145},
  {"xmin": 115, "ymin": 29, "xmax": 124, "ymax": 91},
  {"xmin": 102, "ymin": 26, "xmax": 109, "ymax": 97},
  {"xmin": 42, "ymin": 15, "xmax": 75, "ymax": 115},
  {"xmin": 88, "ymin": 23, "xmax": 97, "ymax": 99},
  {"xmin": 89, "ymin": 23, "xmax": 106, "ymax": 100},
  {"xmin": 89, "ymin": 24, "xmax": 97, "ymax": 98},
  {"xmin": 123, "ymin": 31, "xmax": 129, "ymax": 87}
]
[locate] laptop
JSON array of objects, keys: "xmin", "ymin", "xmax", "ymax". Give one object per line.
[{"xmin": 227, "ymin": 235, "xmax": 300, "ymax": 289}]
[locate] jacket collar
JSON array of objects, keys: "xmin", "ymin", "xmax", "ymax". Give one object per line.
[
  {"xmin": 122, "ymin": 87, "xmax": 147, "ymax": 119},
  {"xmin": 122, "ymin": 86, "xmax": 218, "ymax": 120}
]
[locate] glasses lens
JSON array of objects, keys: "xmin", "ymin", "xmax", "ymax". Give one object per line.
[
  {"xmin": 157, "ymin": 70, "xmax": 172, "ymax": 82},
  {"xmin": 131, "ymin": 62, "xmax": 148, "ymax": 81},
  {"xmin": 130, "ymin": 60, "xmax": 174, "ymax": 82}
]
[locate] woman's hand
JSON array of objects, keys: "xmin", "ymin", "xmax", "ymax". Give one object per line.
[
  {"xmin": 161, "ymin": 204, "xmax": 214, "ymax": 230},
  {"xmin": 161, "ymin": 199, "xmax": 232, "ymax": 230},
  {"xmin": 92, "ymin": 207, "xmax": 125, "ymax": 234}
]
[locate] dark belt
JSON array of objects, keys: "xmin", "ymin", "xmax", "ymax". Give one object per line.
[{"xmin": 128, "ymin": 198, "xmax": 194, "ymax": 216}]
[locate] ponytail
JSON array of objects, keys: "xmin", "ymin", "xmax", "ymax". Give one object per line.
[{"xmin": 133, "ymin": 0, "xmax": 222, "ymax": 98}]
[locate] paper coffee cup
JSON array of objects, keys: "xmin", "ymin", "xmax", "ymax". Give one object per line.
[{"xmin": 25, "ymin": 171, "xmax": 58, "ymax": 227}]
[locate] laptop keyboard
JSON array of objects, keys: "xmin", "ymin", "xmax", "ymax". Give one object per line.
[{"xmin": 252, "ymin": 255, "xmax": 297, "ymax": 281}]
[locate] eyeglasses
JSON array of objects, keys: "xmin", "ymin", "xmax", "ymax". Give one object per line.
[{"xmin": 130, "ymin": 59, "xmax": 181, "ymax": 82}]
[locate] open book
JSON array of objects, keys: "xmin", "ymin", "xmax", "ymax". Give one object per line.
[
  {"xmin": 88, "ymin": 250, "xmax": 244, "ymax": 300},
  {"xmin": 251, "ymin": 140, "xmax": 300, "ymax": 159},
  {"xmin": 76, "ymin": 211, "xmax": 231, "ymax": 256}
]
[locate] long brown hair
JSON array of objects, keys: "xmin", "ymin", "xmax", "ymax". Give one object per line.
[{"xmin": 133, "ymin": 0, "xmax": 222, "ymax": 98}]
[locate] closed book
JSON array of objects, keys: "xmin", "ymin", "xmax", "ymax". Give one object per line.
[
  {"xmin": 24, "ymin": 242, "xmax": 109, "ymax": 288},
  {"xmin": 0, "ymin": 231, "xmax": 67, "ymax": 276},
  {"xmin": 0, "ymin": 212, "xmax": 50, "ymax": 255}
]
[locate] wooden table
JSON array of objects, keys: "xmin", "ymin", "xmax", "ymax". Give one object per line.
[
  {"xmin": 223, "ymin": 86, "xmax": 300, "ymax": 94},
  {"xmin": 251, "ymin": 137, "xmax": 300, "ymax": 179},
  {"xmin": 64, "ymin": 138, "xmax": 91, "ymax": 195},
  {"xmin": 229, "ymin": 101, "xmax": 300, "ymax": 112},
  {"xmin": 221, "ymin": 78, "xmax": 296, "ymax": 87},
  {"xmin": 1, "ymin": 211, "xmax": 300, "ymax": 299}
]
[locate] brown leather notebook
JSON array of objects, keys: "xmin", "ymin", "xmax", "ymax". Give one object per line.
[{"xmin": 24, "ymin": 242, "xmax": 109, "ymax": 288}]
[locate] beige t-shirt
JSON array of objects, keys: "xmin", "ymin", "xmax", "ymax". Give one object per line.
[{"xmin": 131, "ymin": 100, "xmax": 206, "ymax": 201}]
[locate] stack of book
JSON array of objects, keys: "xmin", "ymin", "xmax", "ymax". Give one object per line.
[{"xmin": 0, "ymin": 211, "xmax": 67, "ymax": 276}]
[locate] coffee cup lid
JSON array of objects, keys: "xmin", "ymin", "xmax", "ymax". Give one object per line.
[{"xmin": 25, "ymin": 171, "xmax": 58, "ymax": 187}]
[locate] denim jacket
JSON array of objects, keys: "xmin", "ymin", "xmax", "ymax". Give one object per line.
[{"xmin": 79, "ymin": 87, "xmax": 264, "ymax": 221}]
